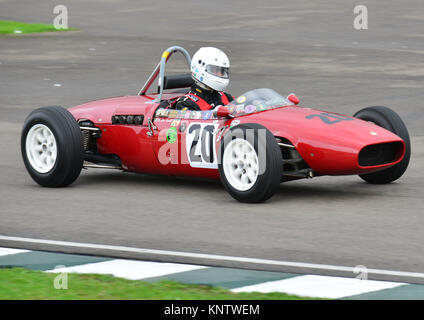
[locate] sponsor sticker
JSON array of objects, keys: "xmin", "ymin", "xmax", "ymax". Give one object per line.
[
  {"xmin": 156, "ymin": 108, "xmax": 169, "ymax": 117},
  {"xmin": 236, "ymin": 104, "xmax": 245, "ymax": 114},
  {"xmin": 168, "ymin": 110, "xmax": 178, "ymax": 119},
  {"xmin": 184, "ymin": 111, "xmax": 191, "ymax": 119},
  {"xmin": 202, "ymin": 110, "xmax": 213, "ymax": 120},
  {"xmin": 236, "ymin": 96, "xmax": 246, "ymax": 103},
  {"xmin": 187, "ymin": 94, "xmax": 199, "ymax": 102},
  {"xmin": 244, "ymin": 104, "xmax": 256, "ymax": 113},
  {"xmin": 171, "ymin": 119, "xmax": 181, "ymax": 127},
  {"xmin": 230, "ymin": 119, "xmax": 240, "ymax": 128},
  {"xmin": 166, "ymin": 126, "xmax": 178, "ymax": 144},
  {"xmin": 179, "ymin": 122, "xmax": 187, "ymax": 132},
  {"xmin": 191, "ymin": 111, "xmax": 202, "ymax": 119}
]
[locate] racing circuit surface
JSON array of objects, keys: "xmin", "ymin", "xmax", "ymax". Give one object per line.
[{"xmin": 1, "ymin": 0, "xmax": 424, "ymax": 283}]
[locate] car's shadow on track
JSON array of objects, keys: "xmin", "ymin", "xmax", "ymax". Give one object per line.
[
  {"xmin": 275, "ymin": 181, "xmax": 382, "ymax": 201},
  {"xmin": 74, "ymin": 170, "xmax": 391, "ymax": 203},
  {"xmin": 76, "ymin": 170, "xmax": 224, "ymax": 190}
]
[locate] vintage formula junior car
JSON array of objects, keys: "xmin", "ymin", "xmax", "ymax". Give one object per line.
[{"xmin": 21, "ymin": 46, "xmax": 411, "ymax": 202}]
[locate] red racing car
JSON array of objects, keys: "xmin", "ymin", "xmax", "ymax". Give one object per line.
[{"xmin": 21, "ymin": 46, "xmax": 411, "ymax": 202}]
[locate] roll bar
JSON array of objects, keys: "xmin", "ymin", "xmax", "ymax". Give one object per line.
[{"xmin": 138, "ymin": 46, "xmax": 192, "ymax": 103}]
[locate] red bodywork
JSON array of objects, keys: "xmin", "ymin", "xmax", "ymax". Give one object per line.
[{"xmin": 69, "ymin": 93, "xmax": 405, "ymax": 180}]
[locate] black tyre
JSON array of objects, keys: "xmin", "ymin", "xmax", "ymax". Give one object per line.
[
  {"xmin": 21, "ymin": 106, "xmax": 84, "ymax": 187},
  {"xmin": 353, "ymin": 106, "xmax": 411, "ymax": 184},
  {"xmin": 218, "ymin": 123, "xmax": 282, "ymax": 203}
]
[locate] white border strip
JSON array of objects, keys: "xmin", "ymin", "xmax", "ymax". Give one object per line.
[
  {"xmin": 0, "ymin": 247, "xmax": 29, "ymax": 257},
  {"xmin": 46, "ymin": 259, "xmax": 207, "ymax": 280},
  {"xmin": 231, "ymin": 275, "xmax": 406, "ymax": 299},
  {"xmin": 1, "ymin": 235, "xmax": 424, "ymax": 280}
]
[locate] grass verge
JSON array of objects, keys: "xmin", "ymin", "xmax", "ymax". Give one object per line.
[
  {"xmin": 0, "ymin": 268, "xmax": 317, "ymax": 300},
  {"xmin": 0, "ymin": 20, "xmax": 76, "ymax": 34}
]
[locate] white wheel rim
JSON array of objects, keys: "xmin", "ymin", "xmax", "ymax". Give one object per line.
[
  {"xmin": 25, "ymin": 124, "xmax": 57, "ymax": 174},
  {"xmin": 222, "ymin": 138, "xmax": 259, "ymax": 191}
]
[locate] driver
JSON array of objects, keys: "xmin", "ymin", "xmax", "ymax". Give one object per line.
[{"xmin": 173, "ymin": 47, "xmax": 233, "ymax": 111}]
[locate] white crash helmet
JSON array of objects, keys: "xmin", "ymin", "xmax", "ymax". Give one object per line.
[{"xmin": 191, "ymin": 47, "xmax": 230, "ymax": 92}]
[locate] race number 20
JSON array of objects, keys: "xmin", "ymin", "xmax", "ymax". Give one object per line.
[{"xmin": 186, "ymin": 123, "xmax": 218, "ymax": 169}]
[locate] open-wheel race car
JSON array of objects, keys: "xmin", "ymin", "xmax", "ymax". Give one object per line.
[{"xmin": 21, "ymin": 46, "xmax": 411, "ymax": 203}]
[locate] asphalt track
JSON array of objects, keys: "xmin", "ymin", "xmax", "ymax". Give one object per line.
[{"xmin": 0, "ymin": 0, "xmax": 424, "ymax": 283}]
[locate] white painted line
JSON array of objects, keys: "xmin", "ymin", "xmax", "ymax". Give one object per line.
[
  {"xmin": 1, "ymin": 235, "xmax": 424, "ymax": 280},
  {"xmin": 231, "ymin": 275, "xmax": 406, "ymax": 299},
  {"xmin": 0, "ymin": 247, "xmax": 29, "ymax": 257},
  {"xmin": 47, "ymin": 259, "xmax": 206, "ymax": 280}
]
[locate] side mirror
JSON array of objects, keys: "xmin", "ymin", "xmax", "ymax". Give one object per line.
[
  {"xmin": 214, "ymin": 106, "xmax": 233, "ymax": 118},
  {"xmin": 287, "ymin": 93, "xmax": 299, "ymax": 105}
]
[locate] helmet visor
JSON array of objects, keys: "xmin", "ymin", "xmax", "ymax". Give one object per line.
[{"xmin": 205, "ymin": 65, "xmax": 229, "ymax": 79}]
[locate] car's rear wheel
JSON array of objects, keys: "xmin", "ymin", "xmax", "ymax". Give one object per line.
[
  {"xmin": 21, "ymin": 106, "xmax": 84, "ymax": 187},
  {"xmin": 218, "ymin": 123, "xmax": 282, "ymax": 203},
  {"xmin": 354, "ymin": 106, "xmax": 411, "ymax": 184}
]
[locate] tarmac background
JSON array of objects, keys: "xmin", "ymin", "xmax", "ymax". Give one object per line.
[{"xmin": 0, "ymin": 0, "xmax": 424, "ymax": 283}]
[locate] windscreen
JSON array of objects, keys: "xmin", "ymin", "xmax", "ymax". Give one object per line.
[{"xmin": 224, "ymin": 88, "xmax": 293, "ymax": 117}]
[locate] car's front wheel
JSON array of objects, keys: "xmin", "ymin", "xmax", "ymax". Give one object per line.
[
  {"xmin": 218, "ymin": 123, "xmax": 282, "ymax": 203},
  {"xmin": 21, "ymin": 106, "xmax": 84, "ymax": 187}
]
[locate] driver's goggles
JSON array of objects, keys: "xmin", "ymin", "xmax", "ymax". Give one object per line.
[{"xmin": 205, "ymin": 65, "xmax": 229, "ymax": 79}]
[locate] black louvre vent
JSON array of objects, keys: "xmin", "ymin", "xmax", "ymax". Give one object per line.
[{"xmin": 111, "ymin": 114, "xmax": 144, "ymax": 125}]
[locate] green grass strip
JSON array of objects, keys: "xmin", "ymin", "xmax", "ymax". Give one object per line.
[
  {"xmin": 0, "ymin": 268, "xmax": 318, "ymax": 300},
  {"xmin": 0, "ymin": 20, "xmax": 76, "ymax": 34}
]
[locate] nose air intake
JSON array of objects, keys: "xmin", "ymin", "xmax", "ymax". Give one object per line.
[{"xmin": 358, "ymin": 141, "xmax": 404, "ymax": 167}]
